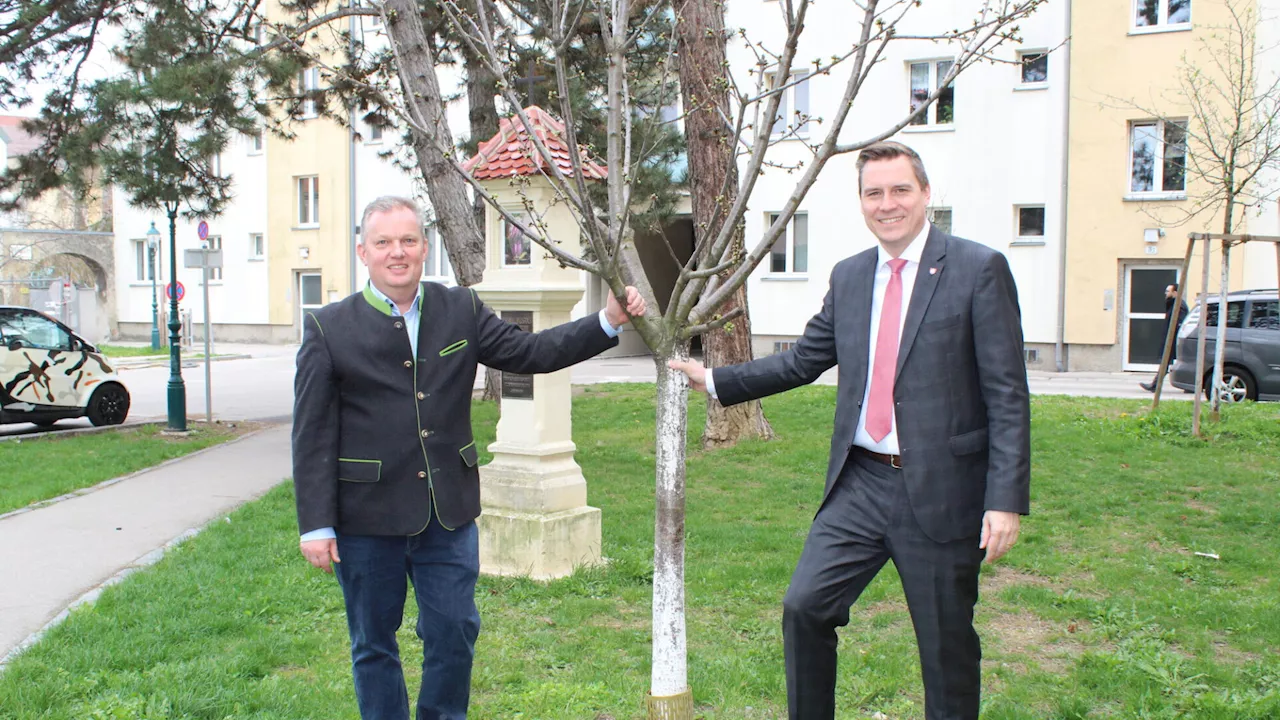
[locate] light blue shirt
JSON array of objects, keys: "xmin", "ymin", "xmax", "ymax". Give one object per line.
[{"xmin": 301, "ymin": 283, "xmax": 624, "ymax": 543}]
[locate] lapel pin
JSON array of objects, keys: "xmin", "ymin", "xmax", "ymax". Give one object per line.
[{"xmin": 929, "ymin": 267, "xmax": 938, "ymax": 275}]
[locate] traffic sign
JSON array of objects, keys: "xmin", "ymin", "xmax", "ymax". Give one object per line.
[
  {"xmin": 166, "ymin": 281, "xmax": 186, "ymax": 301},
  {"xmin": 197, "ymin": 221, "xmax": 209, "ymax": 241}
]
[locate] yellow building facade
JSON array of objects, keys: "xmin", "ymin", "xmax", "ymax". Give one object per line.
[{"xmin": 1064, "ymin": 0, "xmax": 1253, "ymax": 370}]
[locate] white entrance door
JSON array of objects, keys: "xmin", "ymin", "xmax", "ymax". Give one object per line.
[
  {"xmin": 298, "ymin": 272, "xmax": 323, "ymax": 341},
  {"xmin": 1123, "ymin": 265, "xmax": 1180, "ymax": 371}
]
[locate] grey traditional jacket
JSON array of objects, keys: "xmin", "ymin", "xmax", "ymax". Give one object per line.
[{"xmin": 292, "ymin": 282, "xmax": 617, "ymax": 536}]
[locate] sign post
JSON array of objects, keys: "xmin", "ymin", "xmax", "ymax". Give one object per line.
[{"xmin": 185, "ymin": 240, "xmax": 222, "ymax": 424}]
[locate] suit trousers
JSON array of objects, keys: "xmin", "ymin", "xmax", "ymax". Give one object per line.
[
  {"xmin": 335, "ymin": 521, "xmax": 481, "ymax": 720},
  {"xmin": 782, "ymin": 451, "xmax": 985, "ymax": 720}
]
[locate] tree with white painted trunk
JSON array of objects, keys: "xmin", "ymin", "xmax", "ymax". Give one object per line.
[{"xmin": 408, "ymin": 1, "xmax": 1043, "ymax": 713}]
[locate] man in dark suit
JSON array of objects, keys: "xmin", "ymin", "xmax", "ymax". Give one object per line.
[
  {"xmin": 293, "ymin": 196, "xmax": 644, "ymax": 720},
  {"xmin": 670, "ymin": 142, "xmax": 1030, "ymax": 720},
  {"xmin": 1140, "ymin": 282, "xmax": 1190, "ymax": 392}
]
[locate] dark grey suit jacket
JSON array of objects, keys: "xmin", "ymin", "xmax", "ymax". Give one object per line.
[
  {"xmin": 715, "ymin": 227, "xmax": 1031, "ymax": 543},
  {"xmin": 292, "ymin": 282, "xmax": 617, "ymax": 536}
]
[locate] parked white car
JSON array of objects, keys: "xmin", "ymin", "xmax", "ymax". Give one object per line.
[{"xmin": 0, "ymin": 305, "xmax": 130, "ymax": 427}]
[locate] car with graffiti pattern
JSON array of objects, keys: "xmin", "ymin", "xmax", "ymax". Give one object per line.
[{"xmin": 0, "ymin": 305, "xmax": 130, "ymax": 428}]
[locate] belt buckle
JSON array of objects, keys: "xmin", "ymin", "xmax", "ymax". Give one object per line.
[{"xmin": 890, "ymin": 454, "xmax": 902, "ymax": 469}]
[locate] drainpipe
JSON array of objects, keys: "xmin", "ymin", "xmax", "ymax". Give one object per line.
[
  {"xmin": 348, "ymin": 10, "xmax": 359, "ymax": 295},
  {"xmin": 1054, "ymin": 0, "xmax": 1073, "ymax": 372}
]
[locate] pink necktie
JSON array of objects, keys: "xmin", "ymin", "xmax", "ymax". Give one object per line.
[{"xmin": 866, "ymin": 258, "xmax": 907, "ymax": 442}]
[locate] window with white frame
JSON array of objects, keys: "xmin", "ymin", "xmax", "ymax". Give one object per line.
[
  {"xmin": 298, "ymin": 67, "xmax": 320, "ymax": 118},
  {"xmin": 1018, "ymin": 51, "xmax": 1048, "ymax": 85},
  {"xmin": 297, "ymin": 175, "xmax": 320, "ymax": 226},
  {"xmin": 928, "ymin": 207, "xmax": 953, "ymax": 235},
  {"xmin": 1015, "ymin": 206, "xmax": 1045, "ymax": 239},
  {"xmin": 249, "ymin": 233, "xmax": 264, "ymax": 260},
  {"xmin": 422, "ymin": 226, "xmax": 453, "ymax": 282},
  {"xmin": 1134, "ymin": 0, "xmax": 1190, "ymax": 29},
  {"xmin": 1129, "ymin": 119, "xmax": 1187, "ymax": 195},
  {"xmin": 207, "ymin": 153, "xmax": 222, "ymax": 177},
  {"xmin": 769, "ymin": 71, "xmax": 811, "ymax": 138},
  {"xmin": 248, "ymin": 128, "xmax": 264, "ymax": 154},
  {"xmin": 908, "ymin": 60, "xmax": 955, "ymax": 126},
  {"xmin": 367, "ymin": 118, "xmax": 383, "ymax": 143},
  {"xmin": 205, "ymin": 236, "xmax": 223, "ymax": 280},
  {"xmin": 133, "ymin": 239, "xmax": 156, "ymax": 281},
  {"xmin": 767, "ymin": 212, "xmax": 808, "ymax": 274}
]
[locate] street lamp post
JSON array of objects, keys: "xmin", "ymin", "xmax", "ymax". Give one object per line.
[
  {"xmin": 165, "ymin": 208, "xmax": 187, "ymax": 431},
  {"xmin": 146, "ymin": 221, "xmax": 161, "ymax": 350}
]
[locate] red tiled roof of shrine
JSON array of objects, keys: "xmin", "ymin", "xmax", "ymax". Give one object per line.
[{"xmin": 462, "ymin": 106, "xmax": 608, "ymax": 181}]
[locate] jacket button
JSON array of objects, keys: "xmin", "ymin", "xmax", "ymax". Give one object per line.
[
  {"xmin": 417, "ymin": 392, "xmax": 425, "ymax": 400},
  {"xmin": 403, "ymin": 360, "xmax": 412, "ymax": 368},
  {"xmin": 394, "ymin": 321, "xmax": 403, "ymax": 329},
  {"xmin": 421, "ymin": 429, "xmax": 431, "ymax": 438},
  {"xmin": 418, "ymin": 471, "xmax": 426, "ymax": 478}
]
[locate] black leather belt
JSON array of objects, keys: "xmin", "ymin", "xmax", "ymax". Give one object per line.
[{"xmin": 854, "ymin": 446, "xmax": 902, "ymax": 469}]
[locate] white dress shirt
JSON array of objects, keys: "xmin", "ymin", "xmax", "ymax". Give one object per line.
[
  {"xmin": 301, "ymin": 284, "xmax": 623, "ymax": 543},
  {"xmin": 851, "ymin": 222, "xmax": 930, "ymax": 455},
  {"xmin": 705, "ymin": 222, "xmax": 931, "ymax": 457}
]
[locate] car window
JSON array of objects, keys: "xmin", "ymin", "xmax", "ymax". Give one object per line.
[
  {"xmin": 0, "ymin": 309, "xmax": 17, "ymax": 344},
  {"xmin": 1203, "ymin": 301, "xmax": 1245, "ymax": 329},
  {"xmin": 5, "ymin": 311, "xmax": 73, "ymax": 351},
  {"xmin": 1247, "ymin": 300, "xmax": 1279, "ymax": 330}
]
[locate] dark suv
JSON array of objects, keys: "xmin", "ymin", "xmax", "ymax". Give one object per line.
[{"xmin": 1170, "ymin": 289, "xmax": 1280, "ymax": 403}]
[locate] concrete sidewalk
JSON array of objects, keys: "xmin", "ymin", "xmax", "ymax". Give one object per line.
[{"xmin": 0, "ymin": 423, "xmax": 292, "ymax": 665}]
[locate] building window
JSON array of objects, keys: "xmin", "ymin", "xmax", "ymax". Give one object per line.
[
  {"xmin": 928, "ymin": 207, "xmax": 952, "ymax": 235},
  {"xmin": 205, "ymin": 236, "xmax": 223, "ymax": 280},
  {"xmin": 133, "ymin": 240, "xmax": 156, "ymax": 281},
  {"xmin": 768, "ymin": 212, "xmax": 808, "ymax": 274},
  {"xmin": 773, "ymin": 340, "xmax": 799, "ymax": 354},
  {"xmin": 1016, "ymin": 206, "xmax": 1045, "ymax": 239},
  {"xmin": 367, "ymin": 119, "xmax": 383, "ymax": 143},
  {"xmin": 769, "ymin": 71, "xmax": 811, "ymax": 138},
  {"xmin": 503, "ymin": 214, "xmax": 532, "ymax": 266},
  {"xmin": 1019, "ymin": 51, "xmax": 1048, "ymax": 84},
  {"xmin": 422, "ymin": 227, "xmax": 453, "ymax": 282},
  {"xmin": 249, "ymin": 233, "xmax": 265, "ymax": 260},
  {"xmin": 248, "ymin": 129, "xmax": 264, "ymax": 154},
  {"xmin": 1129, "ymin": 119, "xmax": 1187, "ymax": 194},
  {"xmin": 909, "ymin": 60, "xmax": 955, "ymax": 126},
  {"xmin": 1135, "ymin": 0, "xmax": 1191, "ymax": 28},
  {"xmin": 297, "ymin": 176, "xmax": 319, "ymax": 226},
  {"xmin": 207, "ymin": 153, "xmax": 222, "ymax": 177},
  {"xmin": 9, "ymin": 244, "xmax": 34, "ymax": 261},
  {"xmin": 298, "ymin": 67, "xmax": 320, "ymax": 118}
]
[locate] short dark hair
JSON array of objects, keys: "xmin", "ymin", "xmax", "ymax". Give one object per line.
[
  {"xmin": 856, "ymin": 141, "xmax": 930, "ymax": 192},
  {"xmin": 1169, "ymin": 282, "xmax": 1180, "ymax": 291}
]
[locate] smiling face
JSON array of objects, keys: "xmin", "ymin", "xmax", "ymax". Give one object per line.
[
  {"xmin": 357, "ymin": 206, "xmax": 425, "ymax": 302},
  {"xmin": 859, "ymin": 155, "xmax": 932, "ymax": 256}
]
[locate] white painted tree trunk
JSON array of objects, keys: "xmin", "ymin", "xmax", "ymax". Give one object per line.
[{"xmin": 651, "ymin": 348, "xmax": 690, "ymax": 699}]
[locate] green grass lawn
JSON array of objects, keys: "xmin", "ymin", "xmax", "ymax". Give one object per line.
[
  {"xmin": 0, "ymin": 424, "xmax": 253, "ymax": 515},
  {"xmin": 95, "ymin": 344, "xmax": 170, "ymax": 358},
  {"xmin": 2, "ymin": 389, "xmax": 1277, "ymax": 719}
]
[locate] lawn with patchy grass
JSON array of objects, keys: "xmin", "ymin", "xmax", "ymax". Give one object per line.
[
  {"xmin": 1, "ymin": 389, "xmax": 1277, "ymax": 719},
  {"xmin": 0, "ymin": 423, "xmax": 258, "ymax": 515},
  {"xmin": 95, "ymin": 344, "xmax": 170, "ymax": 358}
]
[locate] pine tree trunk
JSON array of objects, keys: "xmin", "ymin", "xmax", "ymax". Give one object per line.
[
  {"xmin": 674, "ymin": 0, "xmax": 773, "ymax": 450},
  {"xmin": 649, "ymin": 348, "xmax": 692, "ymax": 717}
]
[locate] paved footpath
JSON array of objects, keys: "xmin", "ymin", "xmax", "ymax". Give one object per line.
[{"xmin": 0, "ymin": 423, "xmax": 292, "ymax": 665}]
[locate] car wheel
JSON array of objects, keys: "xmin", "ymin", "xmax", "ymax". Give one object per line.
[
  {"xmin": 1204, "ymin": 367, "xmax": 1256, "ymax": 403},
  {"xmin": 87, "ymin": 383, "xmax": 131, "ymax": 426}
]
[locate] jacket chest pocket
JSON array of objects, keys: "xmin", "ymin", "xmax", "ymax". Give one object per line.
[{"xmin": 338, "ymin": 458, "xmax": 381, "ymax": 482}]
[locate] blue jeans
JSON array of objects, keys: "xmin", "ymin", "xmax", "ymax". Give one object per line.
[{"xmin": 335, "ymin": 521, "xmax": 481, "ymax": 720}]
